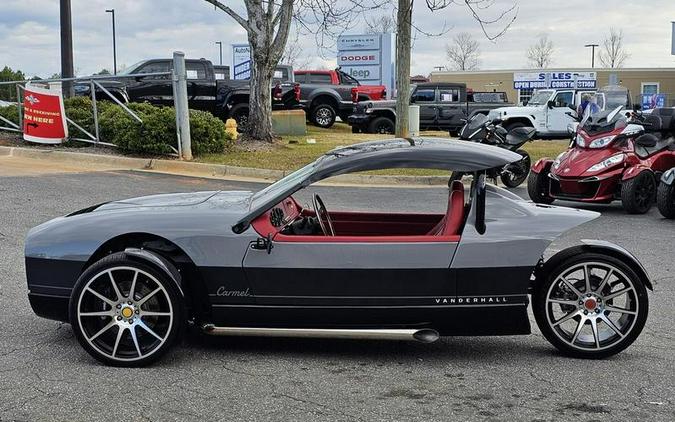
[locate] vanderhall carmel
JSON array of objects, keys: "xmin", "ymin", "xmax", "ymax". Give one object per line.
[{"xmin": 25, "ymin": 139, "xmax": 652, "ymax": 366}]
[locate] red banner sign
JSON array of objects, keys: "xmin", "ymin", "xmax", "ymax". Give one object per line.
[{"xmin": 22, "ymin": 84, "xmax": 68, "ymax": 144}]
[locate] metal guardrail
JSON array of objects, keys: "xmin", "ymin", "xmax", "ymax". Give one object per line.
[{"xmin": 0, "ymin": 51, "xmax": 192, "ymax": 159}]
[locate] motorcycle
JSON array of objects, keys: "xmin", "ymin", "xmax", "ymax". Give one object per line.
[
  {"xmin": 529, "ymin": 104, "xmax": 675, "ymax": 214},
  {"xmin": 451, "ymin": 113, "xmax": 536, "ymax": 188}
]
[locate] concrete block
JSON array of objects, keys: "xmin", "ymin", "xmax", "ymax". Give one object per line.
[{"xmin": 272, "ymin": 110, "xmax": 307, "ymax": 136}]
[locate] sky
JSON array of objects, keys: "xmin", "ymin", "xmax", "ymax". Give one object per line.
[{"xmin": 1, "ymin": 0, "xmax": 674, "ymax": 78}]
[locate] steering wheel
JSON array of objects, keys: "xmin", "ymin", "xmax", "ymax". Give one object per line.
[{"xmin": 312, "ymin": 193, "xmax": 335, "ymax": 236}]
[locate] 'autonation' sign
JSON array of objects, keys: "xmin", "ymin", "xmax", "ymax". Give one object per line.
[
  {"xmin": 514, "ymin": 71, "xmax": 597, "ymax": 90},
  {"xmin": 337, "ymin": 33, "xmax": 395, "ymax": 98}
]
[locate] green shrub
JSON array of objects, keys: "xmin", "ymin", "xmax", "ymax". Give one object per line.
[
  {"xmin": 0, "ymin": 104, "xmax": 19, "ymax": 127},
  {"xmin": 0, "ymin": 97, "xmax": 230, "ymax": 156}
]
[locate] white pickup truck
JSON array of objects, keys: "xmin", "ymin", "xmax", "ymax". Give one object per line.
[{"xmin": 488, "ymin": 89, "xmax": 602, "ymax": 138}]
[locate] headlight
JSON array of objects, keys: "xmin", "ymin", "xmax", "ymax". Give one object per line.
[
  {"xmin": 365, "ymin": 108, "xmax": 373, "ymax": 114},
  {"xmin": 552, "ymin": 152, "xmax": 566, "ymax": 169},
  {"xmin": 587, "ymin": 154, "xmax": 624, "ymax": 173},
  {"xmin": 588, "ymin": 135, "xmax": 616, "ymax": 149},
  {"xmin": 575, "ymin": 134, "xmax": 586, "ymax": 147}
]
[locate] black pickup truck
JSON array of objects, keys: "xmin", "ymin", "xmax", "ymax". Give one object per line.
[
  {"xmin": 74, "ymin": 59, "xmax": 298, "ymax": 129},
  {"xmin": 348, "ymin": 82, "xmax": 512, "ymax": 135}
]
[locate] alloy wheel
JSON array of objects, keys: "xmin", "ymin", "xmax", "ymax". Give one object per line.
[
  {"xmin": 76, "ymin": 266, "xmax": 174, "ymax": 362},
  {"xmin": 314, "ymin": 108, "xmax": 333, "ymax": 127},
  {"xmin": 544, "ymin": 262, "xmax": 639, "ymax": 351}
]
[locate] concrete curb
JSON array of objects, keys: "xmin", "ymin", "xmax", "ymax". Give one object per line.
[{"xmin": 0, "ymin": 145, "xmax": 464, "ymax": 187}]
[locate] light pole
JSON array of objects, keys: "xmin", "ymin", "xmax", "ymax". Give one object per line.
[
  {"xmin": 215, "ymin": 41, "xmax": 223, "ymax": 65},
  {"xmin": 584, "ymin": 44, "xmax": 599, "ymax": 68},
  {"xmin": 60, "ymin": 0, "xmax": 74, "ymax": 97},
  {"xmin": 106, "ymin": 9, "xmax": 117, "ymax": 74}
]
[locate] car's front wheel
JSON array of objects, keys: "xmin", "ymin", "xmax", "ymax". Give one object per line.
[
  {"xmin": 621, "ymin": 171, "xmax": 656, "ymax": 214},
  {"xmin": 534, "ymin": 250, "xmax": 648, "ymax": 359},
  {"xmin": 656, "ymin": 181, "xmax": 675, "ymax": 218},
  {"xmin": 527, "ymin": 168, "xmax": 554, "ymax": 204},
  {"xmin": 368, "ymin": 116, "xmax": 395, "ymax": 134},
  {"xmin": 69, "ymin": 253, "xmax": 183, "ymax": 367},
  {"xmin": 311, "ymin": 104, "xmax": 336, "ymax": 128}
]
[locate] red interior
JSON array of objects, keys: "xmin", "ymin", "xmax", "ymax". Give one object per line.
[{"xmin": 252, "ymin": 184, "xmax": 466, "ymax": 243}]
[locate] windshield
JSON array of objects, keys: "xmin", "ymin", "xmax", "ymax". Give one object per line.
[
  {"xmin": 467, "ymin": 113, "xmax": 489, "ymax": 130},
  {"xmin": 599, "ymin": 86, "xmax": 630, "ymax": 110},
  {"xmin": 117, "ymin": 61, "xmax": 145, "ymax": 75},
  {"xmin": 581, "ymin": 105, "xmax": 626, "ymax": 135},
  {"xmin": 250, "ymin": 160, "xmax": 321, "ymax": 210},
  {"xmin": 527, "ymin": 90, "xmax": 554, "ymax": 106}
]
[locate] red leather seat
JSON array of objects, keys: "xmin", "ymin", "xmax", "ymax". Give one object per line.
[{"xmin": 428, "ymin": 181, "xmax": 465, "ymax": 236}]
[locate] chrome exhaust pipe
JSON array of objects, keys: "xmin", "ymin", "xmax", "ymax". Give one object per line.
[{"xmin": 202, "ymin": 325, "xmax": 439, "ymax": 343}]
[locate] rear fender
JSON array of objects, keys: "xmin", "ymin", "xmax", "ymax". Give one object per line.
[
  {"xmin": 660, "ymin": 167, "xmax": 675, "ymax": 185},
  {"xmin": 531, "ymin": 158, "xmax": 553, "ymax": 174},
  {"xmin": 622, "ymin": 165, "xmax": 652, "ymax": 181},
  {"xmin": 579, "ymin": 240, "xmax": 653, "ymax": 291}
]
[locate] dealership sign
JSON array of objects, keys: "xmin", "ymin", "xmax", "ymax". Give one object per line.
[
  {"xmin": 514, "ymin": 71, "xmax": 597, "ymax": 89},
  {"xmin": 337, "ymin": 33, "xmax": 394, "ymax": 98},
  {"xmin": 22, "ymin": 84, "xmax": 68, "ymax": 144},
  {"xmin": 232, "ymin": 44, "xmax": 251, "ymax": 80}
]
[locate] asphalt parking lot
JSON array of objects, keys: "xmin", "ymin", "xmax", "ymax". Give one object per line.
[{"xmin": 0, "ymin": 159, "xmax": 673, "ymax": 421}]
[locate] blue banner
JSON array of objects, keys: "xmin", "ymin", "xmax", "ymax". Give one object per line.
[{"xmin": 641, "ymin": 93, "xmax": 666, "ymax": 110}]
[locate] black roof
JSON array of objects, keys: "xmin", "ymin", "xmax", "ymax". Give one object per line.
[
  {"xmin": 232, "ymin": 138, "xmax": 520, "ymax": 232},
  {"xmin": 415, "ymin": 82, "xmax": 467, "ymax": 89}
]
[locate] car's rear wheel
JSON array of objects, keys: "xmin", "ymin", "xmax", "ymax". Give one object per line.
[
  {"xmin": 311, "ymin": 104, "xmax": 336, "ymax": 128},
  {"xmin": 527, "ymin": 168, "xmax": 554, "ymax": 204},
  {"xmin": 69, "ymin": 253, "xmax": 183, "ymax": 367},
  {"xmin": 534, "ymin": 251, "xmax": 648, "ymax": 359},
  {"xmin": 621, "ymin": 171, "xmax": 655, "ymax": 214},
  {"xmin": 368, "ymin": 116, "xmax": 395, "ymax": 134},
  {"xmin": 656, "ymin": 182, "xmax": 675, "ymax": 218}
]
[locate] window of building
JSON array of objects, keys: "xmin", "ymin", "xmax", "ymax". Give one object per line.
[
  {"xmin": 518, "ymin": 88, "xmax": 534, "ymax": 105},
  {"xmin": 641, "ymin": 82, "xmax": 659, "ymax": 95}
]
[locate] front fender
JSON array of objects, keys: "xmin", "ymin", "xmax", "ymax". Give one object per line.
[
  {"xmin": 660, "ymin": 167, "xmax": 675, "ymax": 185},
  {"xmin": 531, "ymin": 158, "xmax": 554, "ymax": 174},
  {"xmin": 124, "ymin": 248, "xmax": 184, "ymax": 296},
  {"xmin": 622, "ymin": 165, "xmax": 652, "ymax": 181},
  {"xmin": 579, "ymin": 240, "xmax": 653, "ymax": 291}
]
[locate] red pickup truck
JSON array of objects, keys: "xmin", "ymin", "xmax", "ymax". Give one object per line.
[{"xmin": 293, "ymin": 69, "xmax": 387, "ymax": 128}]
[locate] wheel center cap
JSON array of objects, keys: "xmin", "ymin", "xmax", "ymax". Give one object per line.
[
  {"xmin": 121, "ymin": 307, "xmax": 134, "ymax": 319},
  {"xmin": 584, "ymin": 298, "xmax": 598, "ymax": 311}
]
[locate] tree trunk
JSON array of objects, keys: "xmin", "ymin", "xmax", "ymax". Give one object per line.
[
  {"xmin": 395, "ymin": 0, "xmax": 412, "ymax": 138},
  {"xmin": 247, "ymin": 51, "xmax": 275, "ymax": 142}
]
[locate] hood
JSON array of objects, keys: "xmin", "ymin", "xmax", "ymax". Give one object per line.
[
  {"xmin": 67, "ymin": 191, "xmax": 254, "ymax": 216},
  {"xmin": 491, "ymin": 105, "xmax": 542, "ymax": 117},
  {"xmin": 553, "ymin": 147, "xmax": 624, "ymax": 178}
]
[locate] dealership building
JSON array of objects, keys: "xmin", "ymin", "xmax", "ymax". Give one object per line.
[{"xmin": 429, "ymin": 68, "xmax": 675, "ymax": 108}]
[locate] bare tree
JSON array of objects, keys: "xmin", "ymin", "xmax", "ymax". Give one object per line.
[
  {"xmin": 204, "ymin": 0, "xmax": 381, "ymax": 142},
  {"xmin": 527, "ymin": 34, "xmax": 554, "ymax": 68},
  {"xmin": 365, "ymin": 14, "xmax": 396, "ymax": 34},
  {"xmin": 395, "ymin": 0, "xmax": 517, "ymax": 137},
  {"xmin": 445, "ymin": 32, "xmax": 480, "ymax": 71},
  {"xmin": 280, "ymin": 30, "xmax": 312, "ymax": 69},
  {"xmin": 599, "ymin": 27, "xmax": 630, "ymax": 68}
]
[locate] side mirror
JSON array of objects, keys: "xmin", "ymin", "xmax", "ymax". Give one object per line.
[
  {"xmin": 547, "ymin": 100, "xmax": 555, "ymax": 109},
  {"xmin": 635, "ymin": 133, "xmax": 658, "ymax": 148},
  {"xmin": 522, "ymin": 101, "xmax": 528, "ymax": 106},
  {"xmin": 567, "ymin": 122, "xmax": 579, "ymax": 134}
]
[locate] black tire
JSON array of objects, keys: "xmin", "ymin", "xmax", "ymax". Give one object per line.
[
  {"xmin": 311, "ymin": 104, "xmax": 336, "ymax": 128},
  {"xmin": 527, "ymin": 168, "xmax": 554, "ymax": 204},
  {"xmin": 368, "ymin": 116, "xmax": 395, "ymax": 134},
  {"xmin": 229, "ymin": 104, "xmax": 250, "ymax": 132},
  {"xmin": 505, "ymin": 121, "xmax": 526, "ymax": 132},
  {"xmin": 657, "ymin": 182, "xmax": 675, "ymax": 219},
  {"xmin": 69, "ymin": 252, "xmax": 184, "ymax": 367},
  {"xmin": 621, "ymin": 171, "xmax": 656, "ymax": 214},
  {"xmin": 501, "ymin": 149, "xmax": 531, "ymax": 188},
  {"xmin": 533, "ymin": 249, "xmax": 649, "ymax": 359}
]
